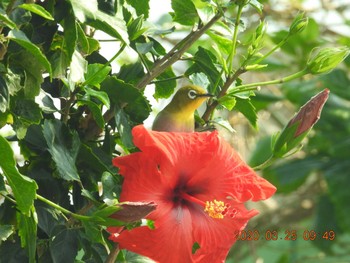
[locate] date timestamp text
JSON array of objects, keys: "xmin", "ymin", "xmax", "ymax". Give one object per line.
[{"xmin": 234, "ymin": 229, "xmax": 336, "ymax": 241}]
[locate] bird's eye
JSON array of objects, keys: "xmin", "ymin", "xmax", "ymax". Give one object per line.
[{"xmin": 188, "ymin": 90, "xmax": 197, "ymax": 99}]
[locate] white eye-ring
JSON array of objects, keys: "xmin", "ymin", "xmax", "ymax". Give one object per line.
[{"xmin": 188, "ymin": 90, "xmax": 197, "ymax": 99}]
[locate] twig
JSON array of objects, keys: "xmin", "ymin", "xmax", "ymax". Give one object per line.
[
  {"xmin": 105, "ymin": 243, "xmax": 120, "ymax": 263},
  {"xmin": 202, "ymin": 67, "xmax": 247, "ymax": 121},
  {"xmin": 135, "ymin": 12, "xmax": 223, "ymax": 90}
]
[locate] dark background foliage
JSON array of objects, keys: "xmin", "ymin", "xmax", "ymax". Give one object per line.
[{"xmin": 0, "ymin": 0, "xmax": 349, "ymax": 262}]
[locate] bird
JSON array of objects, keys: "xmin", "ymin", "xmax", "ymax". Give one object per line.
[{"xmin": 152, "ymin": 85, "xmax": 213, "ymax": 132}]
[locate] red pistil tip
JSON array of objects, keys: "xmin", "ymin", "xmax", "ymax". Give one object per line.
[{"xmin": 204, "ymin": 200, "xmax": 228, "ymax": 219}]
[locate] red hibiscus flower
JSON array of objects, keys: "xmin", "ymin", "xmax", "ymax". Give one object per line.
[{"xmin": 110, "ymin": 125, "xmax": 276, "ymax": 263}]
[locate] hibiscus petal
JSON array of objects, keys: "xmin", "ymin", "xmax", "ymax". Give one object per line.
[
  {"xmin": 116, "ymin": 206, "xmax": 195, "ymax": 263},
  {"xmin": 191, "ymin": 203, "xmax": 258, "ymax": 263},
  {"xmin": 113, "ymin": 153, "xmax": 173, "ymax": 220},
  {"xmin": 130, "ymin": 126, "xmax": 276, "ymax": 203}
]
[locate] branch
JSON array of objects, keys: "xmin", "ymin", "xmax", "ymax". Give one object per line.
[
  {"xmin": 135, "ymin": 12, "xmax": 223, "ymax": 90},
  {"xmin": 105, "ymin": 244, "xmax": 120, "ymax": 263},
  {"xmin": 202, "ymin": 67, "xmax": 247, "ymax": 122}
]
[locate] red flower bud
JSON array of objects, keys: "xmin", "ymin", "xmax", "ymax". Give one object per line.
[
  {"xmin": 273, "ymin": 89, "xmax": 329, "ymax": 157},
  {"xmin": 288, "ymin": 88, "xmax": 329, "ymax": 137}
]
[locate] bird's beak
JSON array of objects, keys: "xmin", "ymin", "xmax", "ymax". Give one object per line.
[{"xmin": 197, "ymin": 93, "xmax": 214, "ymax": 98}]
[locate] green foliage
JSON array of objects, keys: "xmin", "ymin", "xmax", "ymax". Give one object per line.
[
  {"xmin": 170, "ymin": 0, "xmax": 198, "ymax": 26},
  {"xmin": 0, "ymin": 0, "xmax": 349, "ymax": 262},
  {"xmin": 0, "ymin": 136, "xmax": 37, "ymax": 215}
]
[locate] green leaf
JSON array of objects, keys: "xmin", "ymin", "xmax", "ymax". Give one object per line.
[
  {"xmin": 76, "ymin": 22, "xmax": 90, "ymax": 53},
  {"xmin": 206, "ymin": 30, "xmax": 232, "ymax": 55},
  {"xmin": 115, "ymin": 105, "xmax": 134, "ymax": 149},
  {"xmin": 128, "ymin": 15, "xmax": 146, "ymax": 41},
  {"xmin": 0, "ymin": 75, "xmax": 9, "ymax": 112},
  {"xmin": 189, "ymin": 72, "xmax": 210, "ymax": 89},
  {"xmin": 8, "ymin": 29, "xmax": 52, "ymax": 77},
  {"xmin": 12, "ymin": 98, "xmax": 42, "ymax": 125},
  {"xmin": 186, "ymin": 47, "xmax": 222, "ymax": 92},
  {"xmin": 126, "ymin": 0, "xmax": 150, "ymax": 19},
  {"xmin": 101, "ymin": 171, "xmax": 120, "ymax": 200},
  {"xmin": 49, "ymin": 39, "xmax": 69, "ymax": 79},
  {"xmin": 0, "ymin": 7, "xmax": 16, "ymax": 29},
  {"xmin": 324, "ymin": 161, "xmax": 350, "ymax": 232},
  {"xmin": 101, "ymin": 76, "xmax": 151, "ymax": 123},
  {"xmin": 0, "ymin": 225, "xmax": 14, "ymax": 242},
  {"xmin": 78, "ymin": 98, "xmax": 105, "ymax": 128},
  {"xmin": 117, "ymin": 61, "xmax": 144, "ymax": 84},
  {"xmin": 171, "ymin": 0, "xmax": 198, "ymax": 26},
  {"xmin": 78, "ymin": 144, "xmax": 117, "ymax": 174},
  {"xmin": 320, "ymin": 69, "xmax": 350, "ymax": 100},
  {"xmin": 11, "ymin": 98, "xmax": 42, "ymax": 139},
  {"xmin": 249, "ymin": 0, "xmax": 263, "ymax": 14},
  {"xmin": 17, "ymin": 210, "xmax": 37, "ymax": 263},
  {"xmin": 248, "ymin": 136, "xmax": 273, "ymax": 167},
  {"xmin": 63, "ymin": 8, "xmax": 77, "ymax": 63},
  {"xmin": 69, "ymin": 50, "xmax": 87, "ymax": 85},
  {"xmin": 211, "ymin": 117, "xmax": 236, "ymax": 133},
  {"xmin": 0, "ymin": 136, "xmax": 37, "ymax": 215},
  {"xmin": 263, "ymin": 157, "xmax": 321, "ymax": 193},
  {"xmin": 10, "ymin": 50, "xmax": 45, "ymax": 98},
  {"xmin": 42, "ymin": 119, "xmax": 81, "ymax": 181},
  {"xmin": 50, "ymin": 226, "xmax": 78, "ymax": 263},
  {"xmin": 49, "ymin": 53, "xmax": 67, "ymax": 79},
  {"xmin": 149, "ymin": 37, "xmax": 167, "ymax": 56},
  {"xmin": 68, "ymin": 0, "xmax": 129, "ymax": 43},
  {"xmin": 84, "ymin": 63, "xmax": 111, "ymax": 88},
  {"xmin": 135, "ymin": 42, "xmax": 153, "ymax": 54},
  {"xmin": 84, "ymin": 86, "xmax": 110, "ymax": 107},
  {"xmin": 218, "ymin": 95, "xmax": 236, "ymax": 111},
  {"xmin": 234, "ymin": 97, "xmax": 257, "ymax": 128},
  {"xmin": 313, "ymin": 195, "xmax": 340, "ymax": 252},
  {"xmin": 154, "ymin": 67, "xmax": 177, "ymax": 99},
  {"xmin": 18, "ymin": 3, "xmax": 54, "ymax": 21},
  {"xmin": 8, "ymin": 6, "xmax": 31, "ymax": 26},
  {"xmin": 11, "ymin": 97, "xmax": 42, "ymax": 139},
  {"xmin": 5, "ymin": 69, "xmax": 23, "ymax": 96},
  {"xmin": 81, "ymin": 221, "xmax": 105, "ymax": 245},
  {"xmin": 250, "ymin": 92, "xmax": 283, "ymax": 111},
  {"xmin": 36, "ymin": 204, "xmax": 61, "ymax": 237}
]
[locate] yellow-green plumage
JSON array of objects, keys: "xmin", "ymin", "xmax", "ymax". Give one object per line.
[{"xmin": 152, "ymin": 85, "xmax": 212, "ymax": 132}]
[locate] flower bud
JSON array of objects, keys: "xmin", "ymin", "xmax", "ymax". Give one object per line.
[
  {"xmin": 289, "ymin": 12, "xmax": 308, "ymax": 36},
  {"xmin": 307, "ymin": 47, "xmax": 350, "ymax": 75},
  {"xmin": 273, "ymin": 89, "xmax": 329, "ymax": 157}
]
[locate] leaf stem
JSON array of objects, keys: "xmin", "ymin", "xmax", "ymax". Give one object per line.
[
  {"xmin": 253, "ymin": 36, "xmax": 289, "ymax": 65},
  {"xmin": 36, "ymin": 194, "xmax": 91, "ymax": 221},
  {"xmin": 226, "ymin": 68, "xmax": 308, "ymax": 94},
  {"xmin": 150, "ymin": 74, "xmax": 185, "ymax": 84},
  {"xmin": 227, "ymin": 4, "xmax": 244, "ymax": 74},
  {"xmin": 202, "ymin": 68, "xmax": 308, "ymax": 122},
  {"xmin": 252, "ymin": 155, "xmax": 276, "ymax": 170}
]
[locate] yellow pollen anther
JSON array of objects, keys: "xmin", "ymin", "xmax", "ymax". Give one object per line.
[{"xmin": 204, "ymin": 200, "xmax": 228, "ymax": 219}]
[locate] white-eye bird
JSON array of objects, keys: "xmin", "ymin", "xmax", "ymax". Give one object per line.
[{"xmin": 152, "ymin": 85, "xmax": 213, "ymax": 132}]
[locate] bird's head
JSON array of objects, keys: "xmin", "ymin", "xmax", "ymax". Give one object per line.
[{"xmin": 168, "ymin": 85, "xmax": 213, "ymax": 113}]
